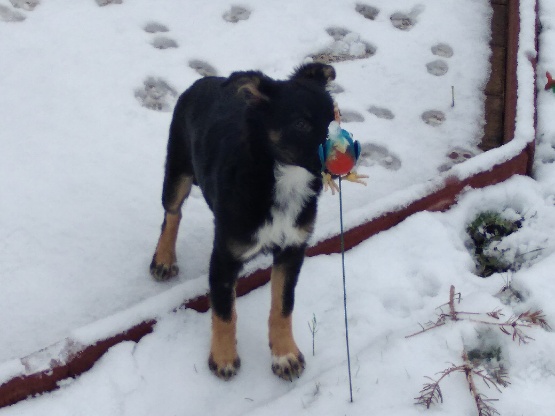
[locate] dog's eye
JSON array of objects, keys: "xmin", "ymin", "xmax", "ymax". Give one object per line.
[{"xmin": 294, "ymin": 119, "xmax": 312, "ymax": 132}]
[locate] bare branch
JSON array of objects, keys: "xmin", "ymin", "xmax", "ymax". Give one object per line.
[
  {"xmin": 406, "ymin": 320, "xmax": 446, "ymax": 338},
  {"xmin": 416, "ymin": 355, "xmax": 509, "ymax": 415},
  {"xmin": 519, "ymin": 310, "xmax": 552, "ymax": 331},
  {"xmin": 463, "ymin": 352, "xmax": 503, "ymax": 416},
  {"xmin": 486, "ymin": 308, "xmax": 504, "ymax": 320},
  {"xmin": 409, "ymin": 286, "xmax": 551, "ymax": 343},
  {"xmin": 415, "ymin": 365, "xmax": 463, "ymax": 408},
  {"xmin": 449, "ymin": 285, "xmax": 458, "ymax": 321}
]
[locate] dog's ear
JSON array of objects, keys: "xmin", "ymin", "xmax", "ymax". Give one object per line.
[
  {"xmin": 224, "ymin": 71, "xmax": 273, "ymax": 105},
  {"xmin": 291, "ymin": 63, "xmax": 336, "ymax": 87}
]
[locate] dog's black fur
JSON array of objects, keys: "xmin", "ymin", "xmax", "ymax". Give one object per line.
[{"xmin": 150, "ymin": 63, "xmax": 336, "ymax": 380}]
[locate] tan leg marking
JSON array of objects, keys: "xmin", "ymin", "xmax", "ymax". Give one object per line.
[
  {"xmin": 150, "ymin": 176, "xmax": 193, "ymax": 281},
  {"xmin": 209, "ymin": 307, "xmax": 240, "ymax": 380},
  {"xmin": 165, "ymin": 176, "xmax": 194, "ymax": 213},
  {"xmin": 268, "ymin": 265, "xmax": 305, "ymax": 381},
  {"xmin": 151, "ymin": 212, "xmax": 181, "ymax": 276}
]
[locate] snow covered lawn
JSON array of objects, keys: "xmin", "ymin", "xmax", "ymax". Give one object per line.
[{"xmin": 0, "ymin": 0, "xmax": 495, "ymax": 363}]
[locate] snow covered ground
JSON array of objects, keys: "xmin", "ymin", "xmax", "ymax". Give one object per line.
[
  {"xmin": 0, "ymin": 0, "xmax": 494, "ymax": 364},
  {"xmin": 1, "ymin": 0, "xmax": 555, "ymax": 414}
]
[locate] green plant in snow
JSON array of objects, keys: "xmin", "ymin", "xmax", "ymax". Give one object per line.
[{"xmin": 466, "ymin": 211, "xmax": 522, "ymax": 277}]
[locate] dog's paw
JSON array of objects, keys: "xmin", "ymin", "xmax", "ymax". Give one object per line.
[
  {"xmin": 208, "ymin": 354, "xmax": 241, "ymax": 381},
  {"xmin": 149, "ymin": 257, "xmax": 179, "ymax": 281},
  {"xmin": 271, "ymin": 352, "xmax": 305, "ymax": 381}
]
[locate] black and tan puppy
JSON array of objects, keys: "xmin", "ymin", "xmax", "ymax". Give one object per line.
[{"xmin": 150, "ymin": 63, "xmax": 336, "ymax": 380}]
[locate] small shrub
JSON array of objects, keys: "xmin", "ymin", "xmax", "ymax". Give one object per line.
[
  {"xmin": 467, "ymin": 211, "xmax": 522, "ymax": 277},
  {"xmin": 410, "ymin": 286, "xmax": 550, "ymax": 416}
]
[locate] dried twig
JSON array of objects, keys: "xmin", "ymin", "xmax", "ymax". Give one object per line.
[
  {"xmin": 411, "ymin": 285, "xmax": 549, "ymax": 415},
  {"xmin": 307, "ymin": 313, "xmax": 318, "ymax": 356},
  {"xmin": 519, "ymin": 309, "xmax": 551, "ymax": 330},
  {"xmin": 406, "ymin": 286, "xmax": 460, "ymax": 338},
  {"xmin": 416, "ymin": 351, "xmax": 508, "ymax": 416},
  {"xmin": 462, "ymin": 352, "xmax": 504, "ymax": 416},
  {"xmin": 468, "ymin": 310, "xmax": 551, "ymax": 344},
  {"xmin": 448, "ymin": 285, "xmax": 458, "ymax": 321},
  {"xmin": 415, "ymin": 364, "xmax": 460, "ymax": 408},
  {"xmin": 407, "ymin": 287, "xmax": 550, "ymax": 342}
]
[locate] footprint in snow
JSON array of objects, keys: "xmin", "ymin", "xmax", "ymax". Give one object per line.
[
  {"xmin": 311, "ymin": 27, "xmax": 376, "ymax": 64},
  {"xmin": 151, "ymin": 36, "xmax": 178, "ymax": 50},
  {"xmin": 358, "ymin": 143, "xmax": 401, "ymax": 171},
  {"xmin": 188, "ymin": 60, "xmax": 218, "ymax": 77},
  {"xmin": 326, "ymin": 26, "xmax": 350, "ymax": 41},
  {"xmin": 426, "ymin": 60, "xmax": 449, "ymax": 76},
  {"xmin": 431, "ymin": 43, "xmax": 454, "ymax": 58},
  {"xmin": 95, "ymin": 0, "xmax": 122, "ymax": 6},
  {"xmin": 355, "ymin": 3, "xmax": 379, "ymax": 20},
  {"xmin": 135, "ymin": 77, "xmax": 178, "ymax": 112},
  {"xmin": 390, "ymin": 5, "xmax": 424, "ymax": 31},
  {"xmin": 144, "ymin": 22, "xmax": 169, "ymax": 34},
  {"xmin": 421, "ymin": 110, "xmax": 445, "ymax": 126},
  {"xmin": 368, "ymin": 105, "xmax": 395, "ymax": 120},
  {"xmin": 340, "ymin": 110, "xmax": 365, "ymax": 123},
  {"xmin": 438, "ymin": 147, "xmax": 478, "ymax": 172},
  {"xmin": 447, "ymin": 147, "xmax": 476, "ymax": 163},
  {"xmin": 9, "ymin": 0, "xmax": 39, "ymax": 11},
  {"xmin": 390, "ymin": 12, "xmax": 415, "ymax": 30},
  {"xmin": 0, "ymin": 4, "xmax": 25, "ymax": 21},
  {"xmin": 223, "ymin": 5, "xmax": 251, "ymax": 23}
]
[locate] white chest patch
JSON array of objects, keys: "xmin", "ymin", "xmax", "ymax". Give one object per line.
[{"xmin": 241, "ymin": 164, "xmax": 316, "ymax": 259}]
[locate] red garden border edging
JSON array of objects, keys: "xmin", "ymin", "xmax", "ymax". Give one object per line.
[{"xmin": 0, "ymin": 0, "xmax": 537, "ymax": 408}]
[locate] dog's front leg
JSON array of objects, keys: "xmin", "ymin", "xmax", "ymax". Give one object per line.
[
  {"xmin": 269, "ymin": 246, "xmax": 306, "ymax": 381},
  {"xmin": 208, "ymin": 244, "xmax": 242, "ymax": 380}
]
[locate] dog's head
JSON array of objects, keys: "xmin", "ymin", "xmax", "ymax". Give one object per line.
[{"xmin": 225, "ymin": 63, "xmax": 336, "ymax": 175}]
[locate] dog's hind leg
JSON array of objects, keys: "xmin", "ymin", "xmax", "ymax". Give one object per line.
[
  {"xmin": 150, "ymin": 120, "xmax": 195, "ymax": 281},
  {"xmin": 150, "ymin": 173, "xmax": 193, "ymax": 281},
  {"xmin": 208, "ymin": 243, "xmax": 242, "ymax": 380},
  {"xmin": 268, "ymin": 246, "xmax": 306, "ymax": 381}
]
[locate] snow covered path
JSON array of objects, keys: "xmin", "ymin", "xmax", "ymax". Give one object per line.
[{"xmin": 3, "ymin": 176, "xmax": 555, "ymax": 416}]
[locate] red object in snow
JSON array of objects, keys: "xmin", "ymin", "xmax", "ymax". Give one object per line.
[{"xmin": 546, "ymin": 71, "xmax": 555, "ymax": 91}]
